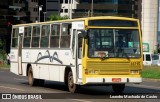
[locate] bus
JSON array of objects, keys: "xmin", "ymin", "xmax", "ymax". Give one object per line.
[{"xmin": 10, "ymin": 16, "xmax": 143, "ymax": 93}]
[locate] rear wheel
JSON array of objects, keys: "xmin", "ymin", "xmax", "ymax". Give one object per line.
[
  {"xmin": 68, "ymin": 71, "xmax": 79, "ymax": 93},
  {"xmin": 28, "ymin": 67, "xmax": 39, "ymax": 86},
  {"xmin": 112, "ymin": 84, "xmax": 125, "ymax": 94}
]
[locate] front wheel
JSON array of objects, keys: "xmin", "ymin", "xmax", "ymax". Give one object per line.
[
  {"xmin": 112, "ymin": 84, "xmax": 125, "ymax": 94},
  {"xmin": 28, "ymin": 67, "xmax": 39, "ymax": 86},
  {"xmin": 68, "ymin": 71, "xmax": 79, "ymax": 93}
]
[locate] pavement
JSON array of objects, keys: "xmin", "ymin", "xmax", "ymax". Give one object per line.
[{"xmin": 0, "ymin": 68, "xmax": 160, "ymax": 102}]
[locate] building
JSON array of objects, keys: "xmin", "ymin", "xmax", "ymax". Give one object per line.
[
  {"xmin": 0, "ymin": 0, "xmax": 29, "ymax": 53},
  {"xmin": 28, "ymin": 0, "xmax": 38, "ymax": 22},
  {"xmin": 60, "ymin": 0, "xmax": 140, "ymax": 19},
  {"xmin": 141, "ymin": 0, "xmax": 159, "ymax": 53},
  {"xmin": 0, "ymin": 0, "xmax": 59, "ymax": 53},
  {"xmin": 45, "ymin": 0, "xmax": 60, "ymax": 20},
  {"xmin": 158, "ymin": 1, "xmax": 160, "ymax": 45},
  {"xmin": 28, "ymin": 0, "xmax": 60, "ymax": 22},
  {"xmin": 0, "ymin": 0, "xmax": 38, "ymax": 53},
  {"xmin": 0, "ymin": 0, "xmax": 8, "ymax": 52}
]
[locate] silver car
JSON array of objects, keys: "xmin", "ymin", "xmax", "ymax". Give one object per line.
[{"xmin": 152, "ymin": 54, "xmax": 160, "ymax": 66}]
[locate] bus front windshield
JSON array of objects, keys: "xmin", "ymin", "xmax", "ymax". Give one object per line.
[{"xmin": 88, "ymin": 29, "xmax": 141, "ymax": 58}]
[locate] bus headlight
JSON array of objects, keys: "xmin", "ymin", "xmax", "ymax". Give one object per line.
[
  {"xmin": 89, "ymin": 70, "xmax": 98, "ymax": 74},
  {"xmin": 130, "ymin": 70, "xmax": 139, "ymax": 74},
  {"xmin": 85, "ymin": 69, "xmax": 88, "ymax": 74}
]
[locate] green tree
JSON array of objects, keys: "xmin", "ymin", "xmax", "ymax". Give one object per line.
[
  {"xmin": 0, "ymin": 50, "xmax": 6, "ymax": 65},
  {"xmin": 49, "ymin": 13, "xmax": 69, "ymax": 21}
]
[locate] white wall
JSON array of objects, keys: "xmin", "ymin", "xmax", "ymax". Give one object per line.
[
  {"xmin": 141, "ymin": 0, "xmax": 158, "ymax": 53},
  {"xmin": 60, "ymin": 0, "xmax": 78, "ymax": 18}
]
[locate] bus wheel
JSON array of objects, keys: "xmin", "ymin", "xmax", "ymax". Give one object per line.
[
  {"xmin": 28, "ymin": 67, "xmax": 38, "ymax": 86},
  {"xmin": 112, "ymin": 84, "xmax": 125, "ymax": 94},
  {"xmin": 68, "ymin": 71, "xmax": 78, "ymax": 93}
]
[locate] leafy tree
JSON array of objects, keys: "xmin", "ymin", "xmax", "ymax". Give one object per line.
[
  {"xmin": 0, "ymin": 50, "xmax": 6, "ymax": 65},
  {"xmin": 49, "ymin": 13, "xmax": 69, "ymax": 21}
]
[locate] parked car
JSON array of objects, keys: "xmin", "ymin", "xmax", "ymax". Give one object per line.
[
  {"xmin": 152, "ymin": 54, "xmax": 160, "ymax": 66},
  {"xmin": 143, "ymin": 52, "xmax": 152, "ymax": 66}
]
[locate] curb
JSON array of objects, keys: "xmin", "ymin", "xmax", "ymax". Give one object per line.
[
  {"xmin": 143, "ymin": 78, "xmax": 160, "ymax": 82},
  {"xmin": 0, "ymin": 67, "xmax": 10, "ymax": 70}
]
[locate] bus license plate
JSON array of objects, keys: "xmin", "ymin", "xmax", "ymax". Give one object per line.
[{"xmin": 112, "ymin": 78, "xmax": 121, "ymax": 82}]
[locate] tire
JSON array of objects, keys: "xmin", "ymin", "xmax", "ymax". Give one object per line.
[
  {"xmin": 67, "ymin": 71, "xmax": 79, "ymax": 93},
  {"xmin": 112, "ymin": 84, "xmax": 125, "ymax": 94},
  {"xmin": 28, "ymin": 67, "xmax": 39, "ymax": 86}
]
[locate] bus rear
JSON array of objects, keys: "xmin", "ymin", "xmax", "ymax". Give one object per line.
[{"xmin": 81, "ymin": 17, "xmax": 142, "ymax": 93}]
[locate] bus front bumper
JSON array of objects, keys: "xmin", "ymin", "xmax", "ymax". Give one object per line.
[{"xmin": 85, "ymin": 77, "xmax": 142, "ymax": 84}]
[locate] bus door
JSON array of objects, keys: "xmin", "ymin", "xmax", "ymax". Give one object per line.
[
  {"xmin": 75, "ymin": 30, "xmax": 84, "ymax": 80},
  {"xmin": 18, "ymin": 27, "xmax": 24, "ymax": 75}
]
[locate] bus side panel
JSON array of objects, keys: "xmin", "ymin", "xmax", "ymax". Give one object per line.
[
  {"xmin": 29, "ymin": 49, "xmax": 41, "ymax": 79},
  {"xmin": 49, "ymin": 65, "xmax": 60, "ymax": 81},
  {"xmin": 21, "ymin": 63, "xmax": 27, "ymax": 76},
  {"xmin": 35, "ymin": 50, "xmax": 49, "ymax": 80},
  {"xmin": 49, "ymin": 50, "xmax": 73, "ymax": 82},
  {"xmin": 39, "ymin": 65, "xmax": 49, "ymax": 80},
  {"xmin": 47, "ymin": 50, "xmax": 75, "ymax": 82},
  {"xmin": 32, "ymin": 64, "xmax": 40, "ymax": 79},
  {"xmin": 21, "ymin": 49, "xmax": 31, "ymax": 76},
  {"xmin": 10, "ymin": 49, "xmax": 18, "ymax": 75},
  {"xmin": 57, "ymin": 50, "xmax": 76, "ymax": 83},
  {"xmin": 10, "ymin": 62, "xmax": 18, "ymax": 75}
]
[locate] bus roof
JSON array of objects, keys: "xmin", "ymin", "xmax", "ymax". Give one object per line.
[{"xmin": 12, "ymin": 16, "xmax": 138, "ymax": 27}]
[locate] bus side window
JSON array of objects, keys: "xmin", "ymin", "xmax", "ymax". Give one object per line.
[
  {"xmin": 11, "ymin": 28, "xmax": 18, "ymax": 48},
  {"xmin": 32, "ymin": 25, "xmax": 40, "ymax": 47},
  {"xmin": 23, "ymin": 27, "xmax": 31, "ymax": 47},
  {"xmin": 41, "ymin": 25, "xmax": 50, "ymax": 47},
  {"xmin": 78, "ymin": 34, "xmax": 83, "ymax": 59},
  {"xmin": 60, "ymin": 23, "xmax": 71, "ymax": 48},
  {"xmin": 50, "ymin": 24, "xmax": 60, "ymax": 48}
]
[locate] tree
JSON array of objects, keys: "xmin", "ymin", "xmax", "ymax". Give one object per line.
[
  {"xmin": 48, "ymin": 13, "xmax": 69, "ymax": 21},
  {"xmin": 0, "ymin": 50, "xmax": 6, "ymax": 65}
]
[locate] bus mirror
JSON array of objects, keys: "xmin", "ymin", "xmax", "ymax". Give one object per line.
[
  {"xmin": 19, "ymin": 33, "xmax": 23, "ymax": 36},
  {"xmin": 78, "ymin": 30, "xmax": 87, "ymax": 39}
]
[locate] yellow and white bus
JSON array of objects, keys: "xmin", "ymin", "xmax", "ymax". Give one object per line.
[{"xmin": 10, "ymin": 16, "xmax": 143, "ymax": 93}]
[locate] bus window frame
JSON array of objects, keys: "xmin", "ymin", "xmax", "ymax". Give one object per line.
[
  {"xmin": 60, "ymin": 23, "xmax": 72, "ymax": 48},
  {"xmin": 40, "ymin": 24, "xmax": 50, "ymax": 48},
  {"xmin": 23, "ymin": 26, "xmax": 32, "ymax": 48},
  {"xmin": 87, "ymin": 28, "xmax": 141, "ymax": 58},
  {"xmin": 11, "ymin": 28, "xmax": 19, "ymax": 48},
  {"xmin": 50, "ymin": 23, "xmax": 61, "ymax": 48},
  {"xmin": 31, "ymin": 25, "xmax": 41, "ymax": 48}
]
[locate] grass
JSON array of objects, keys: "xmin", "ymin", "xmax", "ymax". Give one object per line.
[
  {"xmin": 142, "ymin": 66, "xmax": 160, "ymax": 79},
  {"xmin": 0, "ymin": 64, "xmax": 10, "ymax": 69}
]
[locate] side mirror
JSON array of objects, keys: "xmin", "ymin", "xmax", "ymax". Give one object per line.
[
  {"xmin": 19, "ymin": 33, "xmax": 23, "ymax": 36},
  {"xmin": 78, "ymin": 30, "xmax": 87, "ymax": 39}
]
